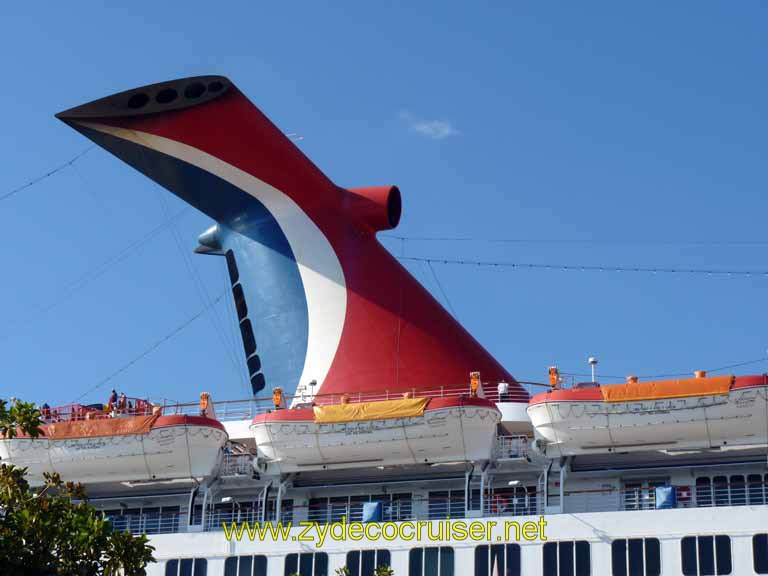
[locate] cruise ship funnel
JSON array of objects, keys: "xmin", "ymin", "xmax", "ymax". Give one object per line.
[{"xmin": 56, "ymin": 76, "xmax": 524, "ymax": 402}]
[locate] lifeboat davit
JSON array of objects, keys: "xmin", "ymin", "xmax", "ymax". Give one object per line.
[
  {"xmin": 0, "ymin": 398, "xmax": 228, "ymax": 485},
  {"xmin": 251, "ymin": 392, "xmax": 501, "ymax": 473},
  {"xmin": 527, "ymin": 374, "xmax": 768, "ymax": 457}
]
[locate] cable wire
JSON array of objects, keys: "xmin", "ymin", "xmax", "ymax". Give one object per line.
[
  {"xmin": 426, "ymin": 260, "xmax": 457, "ymax": 318},
  {"xmin": 0, "ymin": 146, "xmax": 95, "ymax": 203},
  {"xmin": 152, "ymin": 187, "xmax": 249, "ymax": 392},
  {"xmin": 398, "ymin": 256, "xmax": 768, "ymax": 277},
  {"xmin": 0, "ymin": 209, "xmax": 191, "ymax": 342},
  {"xmin": 72, "ymin": 290, "xmax": 227, "ymax": 403},
  {"xmin": 383, "ymin": 234, "xmax": 768, "ymax": 247},
  {"xmin": 560, "ymin": 356, "xmax": 768, "ymax": 381}
]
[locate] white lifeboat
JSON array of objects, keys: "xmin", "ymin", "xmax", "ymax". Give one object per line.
[
  {"xmin": 250, "ymin": 392, "xmax": 501, "ymax": 473},
  {"xmin": 527, "ymin": 374, "xmax": 768, "ymax": 458},
  {"xmin": 0, "ymin": 396, "xmax": 228, "ymax": 485}
]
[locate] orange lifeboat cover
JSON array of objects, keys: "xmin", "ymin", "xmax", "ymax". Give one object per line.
[
  {"xmin": 600, "ymin": 375, "xmax": 733, "ymax": 403},
  {"xmin": 313, "ymin": 397, "xmax": 429, "ymax": 424},
  {"xmin": 42, "ymin": 414, "xmax": 160, "ymax": 440}
]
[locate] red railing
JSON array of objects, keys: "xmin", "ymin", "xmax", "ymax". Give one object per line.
[
  {"xmin": 294, "ymin": 383, "xmax": 531, "ymax": 406},
  {"xmin": 40, "ymin": 397, "xmax": 156, "ymax": 423},
  {"xmin": 40, "ymin": 381, "xmax": 541, "ymax": 425},
  {"xmin": 157, "ymin": 381, "xmax": 535, "ymax": 422}
]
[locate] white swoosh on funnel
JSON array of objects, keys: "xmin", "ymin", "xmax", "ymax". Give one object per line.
[{"xmin": 76, "ymin": 122, "xmax": 347, "ymax": 402}]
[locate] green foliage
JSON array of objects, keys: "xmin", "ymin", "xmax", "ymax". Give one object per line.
[
  {"xmin": 0, "ymin": 397, "xmax": 155, "ymax": 575},
  {"xmin": 334, "ymin": 566, "xmax": 394, "ymax": 576},
  {"xmin": 0, "ymin": 398, "xmax": 43, "ymax": 439}
]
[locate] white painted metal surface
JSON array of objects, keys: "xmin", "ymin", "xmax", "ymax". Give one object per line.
[
  {"xmin": 251, "ymin": 404, "xmax": 501, "ymax": 473},
  {"xmin": 527, "ymin": 384, "xmax": 768, "ymax": 457},
  {"xmin": 144, "ymin": 505, "xmax": 768, "ymax": 576},
  {"xmin": 0, "ymin": 423, "xmax": 228, "ymax": 485}
]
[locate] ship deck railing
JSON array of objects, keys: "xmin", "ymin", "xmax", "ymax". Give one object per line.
[
  {"xmin": 158, "ymin": 383, "xmax": 533, "ymax": 423},
  {"xmin": 220, "ymin": 453, "xmax": 254, "ymax": 476},
  {"xmin": 39, "ymin": 397, "xmax": 156, "ymax": 423},
  {"xmin": 495, "ymin": 435, "xmax": 531, "ymax": 459},
  {"xmin": 38, "ymin": 381, "xmax": 539, "ymax": 425},
  {"xmin": 217, "ymin": 435, "xmax": 532, "ymax": 476},
  {"xmin": 100, "ymin": 478, "xmax": 768, "ymax": 536}
]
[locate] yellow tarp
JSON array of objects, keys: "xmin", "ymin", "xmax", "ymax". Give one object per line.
[
  {"xmin": 313, "ymin": 397, "xmax": 429, "ymax": 423},
  {"xmin": 600, "ymin": 375, "xmax": 733, "ymax": 403}
]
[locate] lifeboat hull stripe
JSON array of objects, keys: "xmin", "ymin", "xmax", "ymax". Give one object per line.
[
  {"xmin": 16, "ymin": 416, "xmax": 227, "ymax": 440},
  {"xmin": 527, "ymin": 384, "xmax": 768, "ymax": 457},
  {"xmin": 0, "ymin": 425, "xmax": 228, "ymax": 485},
  {"xmin": 528, "ymin": 375, "xmax": 767, "ymax": 406},
  {"xmin": 251, "ymin": 404, "xmax": 501, "ymax": 472},
  {"xmin": 252, "ymin": 396, "xmax": 498, "ymax": 425},
  {"xmin": 601, "ymin": 375, "xmax": 732, "ymax": 403},
  {"xmin": 151, "ymin": 415, "xmax": 227, "ymax": 432}
]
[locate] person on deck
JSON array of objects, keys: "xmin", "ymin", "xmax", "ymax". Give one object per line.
[
  {"xmin": 118, "ymin": 393, "xmax": 128, "ymax": 414},
  {"xmin": 497, "ymin": 381, "xmax": 510, "ymax": 402},
  {"xmin": 107, "ymin": 389, "xmax": 118, "ymax": 412},
  {"xmin": 41, "ymin": 403, "xmax": 51, "ymax": 422}
]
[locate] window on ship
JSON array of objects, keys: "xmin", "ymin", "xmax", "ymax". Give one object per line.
[
  {"xmin": 428, "ymin": 490, "xmax": 466, "ymax": 519},
  {"xmin": 346, "ymin": 550, "xmax": 392, "ymax": 576},
  {"xmin": 611, "ymin": 538, "xmax": 661, "ymax": 576},
  {"xmin": 622, "ymin": 479, "xmax": 669, "ymax": 510},
  {"xmin": 474, "ymin": 544, "xmax": 521, "ymax": 576},
  {"xmin": 681, "ymin": 535, "xmax": 731, "ymax": 575},
  {"xmin": 284, "ymin": 552, "xmax": 328, "ymax": 576},
  {"xmin": 200, "ymin": 498, "xmax": 293, "ymax": 529},
  {"xmin": 308, "ymin": 494, "xmax": 412, "ymax": 524},
  {"xmin": 713, "ymin": 476, "xmax": 730, "ymax": 506},
  {"xmin": 429, "ymin": 487, "xmax": 537, "ymax": 519},
  {"xmin": 543, "ymin": 541, "xmax": 590, "ymax": 576},
  {"xmin": 165, "ymin": 558, "xmax": 207, "ymax": 576},
  {"xmin": 695, "ymin": 478, "xmax": 712, "ymax": 507},
  {"xmin": 748, "ymin": 474, "xmax": 766, "ymax": 504},
  {"xmin": 224, "ymin": 555, "xmax": 267, "ymax": 576},
  {"xmin": 694, "ymin": 473, "xmax": 766, "ymax": 507},
  {"xmin": 409, "ymin": 547, "xmax": 454, "ymax": 576},
  {"xmin": 754, "ymin": 534, "xmax": 768, "ymax": 575},
  {"xmin": 103, "ymin": 505, "xmax": 180, "ymax": 534},
  {"xmin": 486, "ymin": 485, "xmax": 538, "ymax": 516}
]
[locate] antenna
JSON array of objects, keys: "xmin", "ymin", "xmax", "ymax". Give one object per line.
[{"xmin": 588, "ymin": 356, "xmax": 598, "ymax": 383}]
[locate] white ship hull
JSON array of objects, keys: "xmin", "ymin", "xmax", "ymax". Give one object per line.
[
  {"xmin": 528, "ymin": 382, "xmax": 768, "ymax": 457},
  {"xmin": 144, "ymin": 505, "xmax": 768, "ymax": 576},
  {"xmin": 0, "ymin": 418, "xmax": 228, "ymax": 485},
  {"xmin": 251, "ymin": 398, "xmax": 501, "ymax": 473}
]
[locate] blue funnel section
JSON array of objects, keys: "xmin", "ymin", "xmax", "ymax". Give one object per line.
[
  {"xmin": 75, "ymin": 126, "xmax": 309, "ymax": 396},
  {"xmin": 217, "ymin": 224, "xmax": 309, "ymax": 395}
]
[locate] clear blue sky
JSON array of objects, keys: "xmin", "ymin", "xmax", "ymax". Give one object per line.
[{"xmin": 1, "ymin": 2, "xmax": 766, "ymax": 407}]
